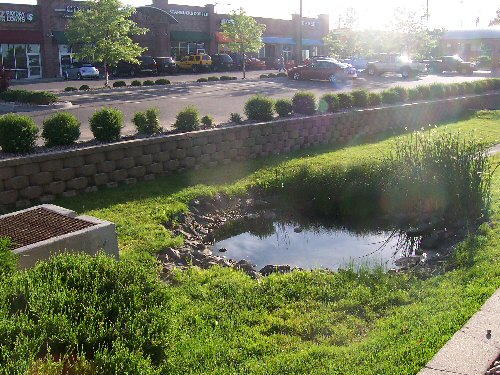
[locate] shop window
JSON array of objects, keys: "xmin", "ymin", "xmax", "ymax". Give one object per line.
[{"xmin": 301, "ymin": 49, "xmax": 310, "ymax": 61}]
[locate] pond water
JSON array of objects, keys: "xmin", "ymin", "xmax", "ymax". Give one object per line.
[{"xmin": 210, "ymin": 217, "xmax": 413, "ymax": 271}]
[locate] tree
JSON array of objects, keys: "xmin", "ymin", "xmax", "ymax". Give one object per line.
[
  {"xmin": 221, "ymin": 8, "xmax": 266, "ymax": 79},
  {"xmin": 66, "ymin": 0, "xmax": 148, "ymax": 86},
  {"xmin": 489, "ymin": 6, "xmax": 500, "ymax": 25},
  {"xmin": 323, "ymin": 31, "xmax": 364, "ymax": 59}
]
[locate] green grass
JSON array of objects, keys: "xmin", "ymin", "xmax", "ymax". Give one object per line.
[{"xmin": 2, "ymin": 111, "xmax": 499, "ymax": 373}]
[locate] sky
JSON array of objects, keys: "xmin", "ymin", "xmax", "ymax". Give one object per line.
[{"xmin": 6, "ymin": 0, "xmax": 500, "ymax": 30}]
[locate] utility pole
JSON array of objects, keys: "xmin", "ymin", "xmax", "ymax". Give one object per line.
[
  {"xmin": 426, "ymin": 0, "xmax": 429, "ymax": 28},
  {"xmin": 298, "ymin": 0, "xmax": 302, "ymax": 64}
]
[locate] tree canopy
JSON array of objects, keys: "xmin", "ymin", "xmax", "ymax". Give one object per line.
[{"xmin": 489, "ymin": 6, "xmax": 500, "ymax": 25}]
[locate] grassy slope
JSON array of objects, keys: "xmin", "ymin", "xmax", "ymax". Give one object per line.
[{"xmin": 43, "ymin": 111, "xmax": 500, "ymax": 374}]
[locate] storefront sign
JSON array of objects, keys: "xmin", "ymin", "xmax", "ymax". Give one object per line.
[
  {"xmin": 54, "ymin": 5, "xmax": 88, "ymax": 18},
  {"xmin": 169, "ymin": 9, "xmax": 208, "ymax": 17},
  {"xmin": 302, "ymin": 20, "xmax": 319, "ymax": 27},
  {"xmin": 0, "ymin": 10, "xmax": 35, "ymax": 23}
]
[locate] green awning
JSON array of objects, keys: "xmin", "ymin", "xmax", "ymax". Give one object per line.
[
  {"xmin": 170, "ymin": 31, "xmax": 211, "ymax": 42},
  {"xmin": 52, "ymin": 31, "xmax": 69, "ymax": 45}
]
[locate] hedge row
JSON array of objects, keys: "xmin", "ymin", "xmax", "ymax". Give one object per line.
[{"xmin": 0, "ymin": 89, "xmax": 59, "ymax": 105}]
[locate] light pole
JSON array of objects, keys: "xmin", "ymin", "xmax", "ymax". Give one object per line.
[{"xmin": 298, "ymin": 0, "xmax": 302, "ymax": 64}]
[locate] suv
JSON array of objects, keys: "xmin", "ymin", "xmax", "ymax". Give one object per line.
[
  {"xmin": 366, "ymin": 53, "xmax": 427, "ymax": 79},
  {"xmin": 211, "ymin": 54, "xmax": 233, "ymax": 71},
  {"xmin": 177, "ymin": 54, "xmax": 212, "ymax": 73},
  {"xmin": 154, "ymin": 57, "xmax": 178, "ymax": 74},
  {"xmin": 426, "ymin": 55, "xmax": 476, "ymax": 75},
  {"xmin": 112, "ymin": 56, "xmax": 158, "ymax": 77}
]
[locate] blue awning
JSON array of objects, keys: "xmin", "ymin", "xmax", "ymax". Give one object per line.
[
  {"xmin": 302, "ymin": 39, "xmax": 323, "ymax": 46},
  {"xmin": 262, "ymin": 36, "xmax": 295, "ymax": 45}
]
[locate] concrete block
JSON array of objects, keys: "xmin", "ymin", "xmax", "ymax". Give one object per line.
[
  {"xmin": 30, "ymin": 172, "xmax": 53, "ymax": 186},
  {"xmin": 97, "ymin": 160, "xmax": 116, "ymax": 173},
  {"xmin": 85, "ymin": 152, "xmax": 106, "ymax": 164},
  {"xmin": 0, "ymin": 166, "xmax": 15, "ymax": 179},
  {"xmin": 110, "ymin": 169, "xmax": 128, "ymax": 182},
  {"xmin": 143, "ymin": 143, "xmax": 161, "ymax": 154},
  {"xmin": 5, "ymin": 176, "xmax": 29, "ymax": 190},
  {"xmin": 16, "ymin": 163, "xmax": 40, "ymax": 176},
  {"xmin": 0, "ymin": 190, "xmax": 18, "ymax": 205},
  {"xmin": 63, "ymin": 156, "xmax": 85, "ymax": 168},
  {"xmin": 106, "ymin": 182, "xmax": 118, "ymax": 188},
  {"xmin": 136, "ymin": 154, "xmax": 152, "ymax": 166},
  {"xmin": 77, "ymin": 164, "xmax": 97, "ymax": 177},
  {"xmin": 20, "ymin": 186, "xmax": 43, "ymax": 200},
  {"xmin": 54, "ymin": 168, "xmax": 75, "ymax": 181},
  {"xmin": 66, "ymin": 177, "xmax": 88, "ymax": 190},
  {"xmin": 45, "ymin": 181, "xmax": 66, "ymax": 195},
  {"xmin": 106, "ymin": 149, "xmax": 125, "ymax": 161},
  {"xmin": 117, "ymin": 157, "xmax": 135, "ymax": 169},
  {"xmin": 40, "ymin": 160, "xmax": 64, "ymax": 173},
  {"xmin": 61, "ymin": 190, "xmax": 77, "ymax": 198},
  {"xmin": 93, "ymin": 173, "xmax": 108, "ymax": 186},
  {"xmin": 129, "ymin": 166, "xmax": 146, "ymax": 178}
]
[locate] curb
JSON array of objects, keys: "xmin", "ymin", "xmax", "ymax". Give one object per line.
[
  {"xmin": 418, "ymin": 288, "xmax": 500, "ymax": 374},
  {"xmin": 0, "ymin": 101, "xmax": 72, "ymax": 113}
]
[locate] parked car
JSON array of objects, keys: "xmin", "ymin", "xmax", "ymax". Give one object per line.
[
  {"xmin": 211, "ymin": 54, "xmax": 233, "ymax": 71},
  {"xmin": 245, "ymin": 58, "xmax": 266, "ymax": 70},
  {"xmin": 366, "ymin": 53, "xmax": 427, "ymax": 79},
  {"xmin": 177, "ymin": 54, "xmax": 212, "ymax": 73},
  {"xmin": 154, "ymin": 56, "xmax": 178, "ymax": 74},
  {"xmin": 62, "ymin": 62, "xmax": 99, "ymax": 80},
  {"xmin": 342, "ymin": 57, "xmax": 368, "ymax": 72},
  {"xmin": 287, "ymin": 59, "xmax": 357, "ymax": 83},
  {"xmin": 112, "ymin": 56, "xmax": 158, "ymax": 77},
  {"xmin": 426, "ymin": 55, "xmax": 476, "ymax": 75},
  {"xmin": 262, "ymin": 57, "xmax": 280, "ymax": 69}
]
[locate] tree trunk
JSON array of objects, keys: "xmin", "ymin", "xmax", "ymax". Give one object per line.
[
  {"xmin": 105, "ymin": 61, "xmax": 109, "ymax": 87},
  {"xmin": 242, "ymin": 56, "xmax": 246, "ymax": 79}
]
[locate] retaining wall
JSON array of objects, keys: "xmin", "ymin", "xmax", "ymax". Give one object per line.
[{"xmin": 1, "ymin": 92, "xmax": 499, "ymax": 209}]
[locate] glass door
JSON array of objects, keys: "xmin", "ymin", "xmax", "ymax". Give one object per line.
[{"xmin": 27, "ymin": 54, "xmax": 41, "ymax": 78}]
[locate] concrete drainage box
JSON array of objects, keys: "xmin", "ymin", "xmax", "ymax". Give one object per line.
[{"xmin": 0, "ymin": 204, "xmax": 119, "ymax": 269}]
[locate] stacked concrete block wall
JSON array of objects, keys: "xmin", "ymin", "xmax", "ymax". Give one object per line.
[{"xmin": 1, "ymin": 92, "xmax": 499, "ymax": 209}]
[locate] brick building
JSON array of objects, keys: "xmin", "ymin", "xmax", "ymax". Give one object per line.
[{"xmin": 0, "ymin": 0, "xmax": 329, "ymax": 80}]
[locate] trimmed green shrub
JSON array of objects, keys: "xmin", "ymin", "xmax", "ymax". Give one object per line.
[
  {"xmin": 319, "ymin": 93, "xmax": 339, "ymax": 113},
  {"xmin": 407, "ymin": 87, "xmax": 421, "ymax": 101},
  {"xmin": 230, "ymin": 112, "xmax": 243, "ymax": 124},
  {"xmin": 416, "ymin": 85, "xmax": 431, "ymax": 100},
  {"xmin": 429, "ymin": 83, "xmax": 446, "ymax": 99},
  {"xmin": 0, "ymin": 89, "xmax": 59, "ymax": 105},
  {"xmin": 132, "ymin": 107, "xmax": 161, "ymax": 135},
  {"xmin": 174, "ymin": 106, "xmax": 200, "ymax": 132},
  {"xmin": 391, "ymin": 86, "xmax": 408, "ymax": 102},
  {"xmin": 0, "ymin": 237, "xmax": 17, "ymax": 279},
  {"xmin": 220, "ymin": 76, "xmax": 232, "ymax": 81},
  {"xmin": 275, "ymin": 98, "xmax": 293, "ymax": 117},
  {"xmin": 131, "ymin": 80, "xmax": 142, "ymax": 87},
  {"xmin": 368, "ymin": 92, "xmax": 382, "ymax": 106},
  {"xmin": 42, "ymin": 112, "xmax": 81, "ymax": 147},
  {"xmin": 473, "ymin": 80, "xmax": 488, "ymax": 94},
  {"xmin": 64, "ymin": 86, "xmax": 78, "ymax": 92},
  {"xmin": 201, "ymin": 115, "xmax": 215, "ymax": 128},
  {"xmin": 259, "ymin": 74, "xmax": 269, "ymax": 79},
  {"xmin": 197, "ymin": 78, "xmax": 208, "ymax": 82},
  {"xmin": 0, "ymin": 113, "xmax": 38, "ymax": 153},
  {"xmin": 142, "ymin": 80, "xmax": 155, "ymax": 86},
  {"xmin": 207, "ymin": 76, "xmax": 220, "ymax": 81},
  {"xmin": 351, "ymin": 90, "xmax": 369, "ymax": 108},
  {"xmin": 337, "ymin": 93, "xmax": 353, "ymax": 109},
  {"xmin": 112, "ymin": 81, "xmax": 127, "ymax": 88},
  {"xmin": 276, "ymin": 72, "xmax": 288, "ymax": 78},
  {"xmin": 244, "ymin": 95, "xmax": 275, "ymax": 122},
  {"xmin": 155, "ymin": 79, "xmax": 170, "ymax": 85},
  {"xmin": 89, "ymin": 107, "xmax": 123, "ymax": 142},
  {"xmin": 79, "ymin": 84, "xmax": 90, "ymax": 91},
  {"xmin": 292, "ymin": 91, "xmax": 316, "ymax": 115},
  {"xmin": 381, "ymin": 89, "xmax": 399, "ymax": 104},
  {"xmin": 446, "ymin": 84, "xmax": 461, "ymax": 98},
  {"xmin": 460, "ymin": 81, "xmax": 476, "ymax": 95},
  {"xmin": 267, "ymin": 73, "xmax": 277, "ymax": 78}
]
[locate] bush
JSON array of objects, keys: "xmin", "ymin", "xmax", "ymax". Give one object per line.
[
  {"xmin": 42, "ymin": 112, "xmax": 81, "ymax": 147},
  {"xmin": 230, "ymin": 76, "xmax": 238, "ymax": 80},
  {"xmin": 207, "ymin": 76, "xmax": 220, "ymax": 81},
  {"xmin": 391, "ymin": 86, "xmax": 408, "ymax": 102},
  {"xmin": 201, "ymin": 115, "xmax": 215, "ymax": 128},
  {"xmin": 155, "ymin": 79, "xmax": 170, "ymax": 85},
  {"xmin": 244, "ymin": 95, "xmax": 275, "ymax": 122},
  {"xmin": 276, "ymin": 72, "xmax": 288, "ymax": 78},
  {"xmin": 460, "ymin": 81, "xmax": 476, "ymax": 95},
  {"xmin": 267, "ymin": 73, "xmax": 276, "ymax": 78},
  {"xmin": 64, "ymin": 86, "xmax": 78, "ymax": 92},
  {"xmin": 79, "ymin": 85, "xmax": 90, "ymax": 91},
  {"xmin": 0, "ymin": 237, "xmax": 17, "ymax": 279},
  {"xmin": 319, "ymin": 93, "xmax": 339, "ymax": 113},
  {"xmin": 0, "ymin": 113, "xmax": 38, "ymax": 153},
  {"xmin": 0, "ymin": 69, "xmax": 10, "ymax": 93},
  {"xmin": 368, "ymin": 92, "xmax": 382, "ymax": 106},
  {"xmin": 113, "ymin": 81, "xmax": 127, "ymax": 88},
  {"xmin": 230, "ymin": 112, "xmax": 243, "ymax": 124},
  {"xmin": 131, "ymin": 80, "xmax": 142, "ymax": 87},
  {"xmin": 351, "ymin": 90, "xmax": 369, "ymax": 108},
  {"xmin": 473, "ymin": 80, "xmax": 488, "ymax": 94},
  {"xmin": 407, "ymin": 88, "xmax": 421, "ymax": 101},
  {"xmin": 292, "ymin": 91, "xmax": 316, "ymax": 115},
  {"xmin": 0, "ymin": 89, "xmax": 59, "ymax": 105},
  {"xmin": 416, "ymin": 85, "xmax": 431, "ymax": 100},
  {"xmin": 220, "ymin": 76, "xmax": 232, "ymax": 81},
  {"xmin": 337, "ymin": 93, "xmax": 353, "ymax": 109},
  {"xmin": 89, "ymin": 107, "xmax": 123, "ymax": 142},
  {"xmin": 143, "ymin": 80, "xmax": 155, "ymax": 86},
  {"xmin": 429, "ymin": 83, "xmax": 446, "ymax": 99},
  {"xmin": 259, "ymin": 74, "xmax": 269, "ymax": 79},
  {"xmin": 275, "ymin": 98, "xmax": 293, "ymax": 117},
  {"xmin": 381, "ymin": 89, "xmax": 399, "ymax": 104},
  {"xmin": 446, "ymin": 83, "xmax": 461, "ymax": 97},
  {"xmin": 174, "ymin": 106, "xmax": 200, "ymax": 132},
  {"xmin": 197, "ymin": 78, "xmax": 208, "ymax": 83},
  {"xmin": 132, "ymin": 107, "xmax": 161, "ymax": 135}
]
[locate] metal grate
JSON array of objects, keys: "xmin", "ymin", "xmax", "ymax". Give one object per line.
[{"xmin": 0, "ymin": 208, "xmax": 95, "ymax": 249}]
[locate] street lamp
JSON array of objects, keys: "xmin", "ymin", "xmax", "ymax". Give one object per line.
[{"xmin": 298, "ymin": 0, "xmax": 302, "ymax": 64}]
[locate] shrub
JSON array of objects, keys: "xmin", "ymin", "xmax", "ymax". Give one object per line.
[
  {"xmin": 64, "ymin": 86, "xmax": 78, "ymax": 92},
  {"xmin": 174, "ymin": 106, "xmax": 200, "ymax": 132},
  {"xmin": 416, "ymin": 85, "xmax": 431, "ymax": 100},
  {"xmin": 407, "ymin": 87, "xmax": 421, "ymax": 101},
  {"xmin": 201, "ymin": 115, "xmax": 215, "ymax": 128},
  {"xmin": 473, "ymin": 80, "xmax": 488, "ymax": 94},
  {"xmin": 112, "ymin": 81, "xmax": 127, "ymax": 88},
  {"xmin": 197, "ymin": 78, "xmax": 208, "ymax": 83},
  {"xmin": 132, "ymin": 107, "xmax": 161, "ymax": 135},
  {"xmin": 230, "ymin": 76, "xmax": 238, "ymax": 80},
  {"xmin": 79, "ymin": 85, "xmax": 90, "ymax": 91},
  {"xmin": 275, "ymin": 98, "xmax": 293, "ymax": 117},
  {"xmin": 207, "ymin": 76, "xmax": 220, "ymax": 81},
  {"xmin": 446, "ymin": 83, "xmax": 461, "ymax": 97},
  {"xmin": 230, "ymin": 112, "xmax": 243, "ymax": 124},
  {"xmin": 244, "ymin": 95, "xmax": 275, "ymax": 122},
  {"xmin": 89, "ymin": 107, "xmax": 123, "ymax": 142},
  {"xmin": 319, "ymin": 93, "xmax": 339, "ymax": 113},
  {"xmin": 155, "ymin": 79, "xmax": 170, "ymax": 85},
  {"xmin": 259, "ymin": 74, "xmax": 269, "ymax": 79},
  {"xmin": 30, "ymin": 91, "xmax": 59, "ymax": 105},
  {"xmin": 220, "ymin": 76, "xmax": 232, "ymax": 81},
  {"xmin": 391, "ymin": 86, "xmax": 408, "ymax": 102},
  {"xmin": 0, "ymin": 237, "xmax": 17, "ymax": 279},
  {"xmin": 0, "ymin": 69, "xmax": 10, "ymax": 93},
  {"xmin": 292, "ymin": 91, "xmax": 316, "ymax": 115},
  {"xmin": 460, "ymin": 81, "xmax": 475, "ymax": 95},
  {"xmin": 142, "ymin": 80, "xmax": 155, "ymax": 86},
  {"xmin": 1, "ymin": 90, "xmax": 59, "ymax": 105},
  {"xmin": 42, "ymin": 112, "xmax": 81, "ymax": 147},
  {"xmin": 429, "ymin": 83, "xmax": 446, "ymax": 99},
  {"xmin": 351, "ymin": 90, "xmax": 369, "ymax": 108},
  {"xmin": 368, "ymin": 92, "xmax": 382, "ymax": 106},
  {"xmin": 337, "ymin": 92, "xmax": 353, "ymax": 109},
  {"xmin": 131, "ymin": 80, "xmax": 142, "ymax": 87},
  {"xmin": 0, "ymin": 113, "xmax": 38, "ymax": 153},
  {"xmin": 381, "ymin": 89, "xmax": 399, "ymax": 104},
  {"xmin": 267, "ymin": 73, "xmax": 276, "ymax": 78},
  {"xmin": 276, "ymin": 72, "xmax": 288, "ymax": 78}
]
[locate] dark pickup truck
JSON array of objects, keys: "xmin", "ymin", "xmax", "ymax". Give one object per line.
[{"xmin": 426, "ymin": 55, "xmax": 476, "ymax": 75}]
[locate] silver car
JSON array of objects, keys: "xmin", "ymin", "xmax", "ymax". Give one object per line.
[{"xmin": 63, "ymin": 62, "xmax": 99, "ymax": 80}]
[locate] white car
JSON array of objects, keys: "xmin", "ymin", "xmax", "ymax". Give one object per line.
[{"xmin": 63, "ymin": 62, "xmax": 100, "ymax": 80}]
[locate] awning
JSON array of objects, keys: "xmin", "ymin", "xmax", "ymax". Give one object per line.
[
  {"xmin": 302, "ymin": 39, "xmax": 323, "ymax": 46},
  {"xmin": 52, "ymin": 31, "xmax": 69, "ymax": 45},
  {"xmin": 170, "ymin": 31, "xmax": 211, "ymax": 42},
  {"xmin": 215, "ymin": 31, "xmax": 233, "ymax": 43},
  {"xmin": 0, "ymin": 30, "xmax": 43, "ymax": 44},
  {"xmin": 262, "ymin": 36, "xmax": 295, "ymax": 45}
]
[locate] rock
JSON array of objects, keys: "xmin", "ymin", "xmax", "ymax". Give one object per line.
[
  {"xmin": 394, "ymin": 256, "xmax": 420, "ymax": 267},
  {"xmin": 218, "ymin": 247, "xmax": 227, "ymax": 253},
  {"xmin": 293, "ymin": 226, "xmax": 303, "ymax": 233},
  {"xmin": 259, "ymin": 264, "xmax": 292, "ymax": 276},
  {"xmin": 163, "ymin": 247, "xmax": 181, "ymax": 261}
]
